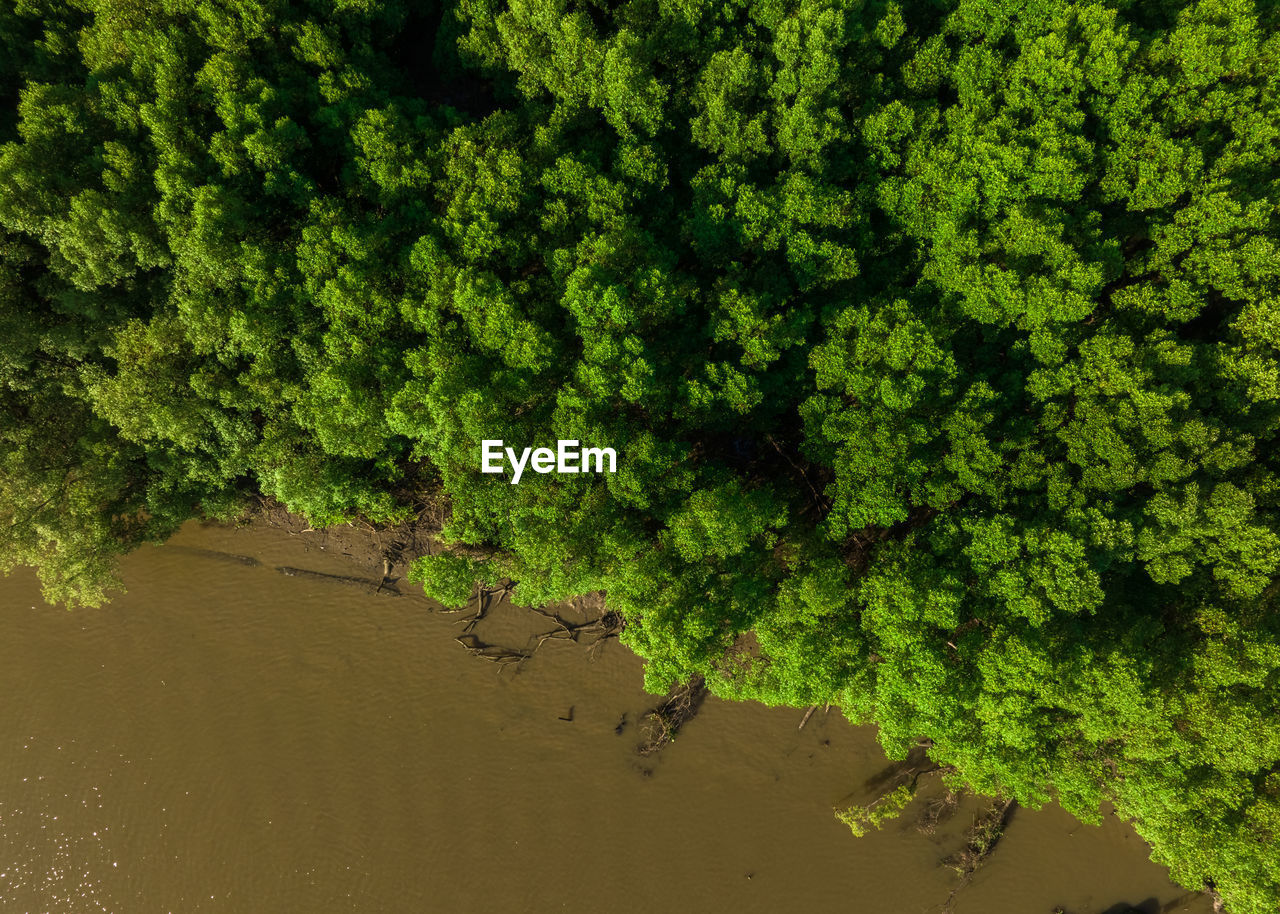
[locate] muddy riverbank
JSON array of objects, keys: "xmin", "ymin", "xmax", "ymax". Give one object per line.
[{"xmin": 0, "ymin": 519, "xmax": 1211, "ymax": 913}]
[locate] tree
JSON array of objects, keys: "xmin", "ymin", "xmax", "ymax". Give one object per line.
[{"xmin": 1, "ymin": 0, "xmax": 1278, "ymax": 908}]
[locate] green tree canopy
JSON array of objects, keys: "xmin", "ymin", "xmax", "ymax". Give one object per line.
[{"xmin": 2, "ymin": 0, "xmax": 1278, "ymax": 909}]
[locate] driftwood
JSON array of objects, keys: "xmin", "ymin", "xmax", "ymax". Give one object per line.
[
  {"xmin": 915, "ymin": 788, "xmax": 963, "ymax": 835},
  {"xmin": 941, "ymin": 798, "xmax": 1018, "ymax": 914},
  {"xmin": 796, "ymin": 703, "xmax": 833, "ymax": 729},
  {"xmin": 638, "ymin": 675, "xmax": 709, "ymax": 757},
  {"xmin": 275, "ymin": 565, "xmax": 401, "ymax": 596}
]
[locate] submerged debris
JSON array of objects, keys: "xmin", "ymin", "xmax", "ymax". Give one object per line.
[
  {"xmin": 941, "ymin": 797, "xmax": 1018, "ymax": 913},
  {"xmin": 915, "ymin": 788, "xmax": 963, "ymax": 836},
  {"xmin": 637, "ymin": 675, "xmax": 709, "ymax": 757},
  {"xmin": 451, "ymin": 587, "xmax": 624, "ymax": 672},
  {"xmin": 833, "ymin": 742, "xmax": 955, "ymax": 837}
]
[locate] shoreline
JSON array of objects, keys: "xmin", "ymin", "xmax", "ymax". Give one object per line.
[{"xmin": 191, "ymin": 509, "xmax": 1206, "ymax": 914}]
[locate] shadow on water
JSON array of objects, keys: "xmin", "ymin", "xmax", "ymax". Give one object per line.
[
  {"xmin": 1092, "ymin": 891, "xmax": 1207, "ymax": 914},
  {"xmin": 862, "ymin": 744, "xmax": 939, "ymax": 796},
  {"xmin": 275, "ymin": 566, "xmax": 404, "ymax": 596},
  {"xmin": 163, "ymin": 544, "xmax": 417, "ymax": 597},
  {"xmin": 161, "ymin": 545, "xmax": 260, "ymax": 566},
  {"xmin": 1100, "ymin": 900, "xmax": 1159, "ymax": 914}
]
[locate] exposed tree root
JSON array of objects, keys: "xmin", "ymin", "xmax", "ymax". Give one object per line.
[
  {"xmin": 454, "ymin": 632, "xmax": 528, "ymax": 666},
  {"xmin": 525, "ymin": 605, "xmax": 624, "ymax": 657},
  {"xmin": 248, "ymin": 493, "xmax": 446, "ymax": 581},
  {"xmin": 449, "ymin": 587, "xmax": 623, "ymax": 672},
  {"xmin": 455, "ymin": 585, "xmax": 511, "ymax": 632}
]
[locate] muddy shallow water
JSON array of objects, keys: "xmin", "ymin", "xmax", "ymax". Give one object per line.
[{"xmin": 0, "ymin": 521, "xmax": 1210, "ymax": 913}]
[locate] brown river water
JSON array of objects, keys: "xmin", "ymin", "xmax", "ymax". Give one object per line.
[{"xmin": 0, "ymin": 521, "xmax": 1212, "ymax": 914}]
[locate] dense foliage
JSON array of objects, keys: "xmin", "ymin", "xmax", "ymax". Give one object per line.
[{"xmin": 2, "ymin": 0, "xmax": 1278, "ymax": 908}]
